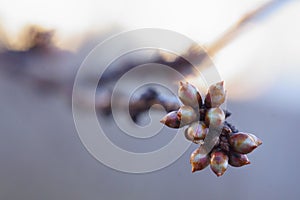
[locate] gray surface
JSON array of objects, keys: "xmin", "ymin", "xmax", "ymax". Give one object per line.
[{"xmin": 0, "ymin": 72, "xmax": 299, "ymax": 200}]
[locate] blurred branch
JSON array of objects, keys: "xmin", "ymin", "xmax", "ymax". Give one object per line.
[
  {"xmin": 0, "ymin": 1, "xmax": 287, "ymax": 122},
  {"xmin": 92, "ymin": 87, "xmax": 231, "ymax": 122},
  {"xmin": 99, "ymin": 0, "xmax": 284, "ymax": 87},
  {"xmin": 96, "ymin": 0, "xmax": 285, "ymax": 120},
  {"xmin": 0, "ymin": 24, "xmax": 9, "ymax": 51},
  {"xmin": 206, "ymin": 0, "xmax": 281, "ymax": 56}
]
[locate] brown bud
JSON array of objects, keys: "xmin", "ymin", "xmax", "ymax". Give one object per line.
[
  {"xmin": 160, "ymin": 111, "xmax": 181, "ymax": 128},
  {"xmin": 178, "ymin": 82, "xmax": 202, "ymax": 109},
  {"xmin": 205, "ymin": 107, "xmax": 225, "ymax": 127},
  {"xmin": 184, "ymin": 122, "xmax": 208, "ymax": 143},
  {"xmin": 228, "ymin": 152, "xmax": 250, "ymax": 167},
  {"xmin": 177, "ymin": 105, "xmax": 197, "ymax": 125},
  {"xmin": 229, "ymin": 132, "xmax": 261, "ymax": 154},
  {"xmin": 210, "ymin": 151, "xmax": 228, "ymax": 177},
  {"xmin": 248, "ymin": 133, "xmax": 263, "ymax": 146},
  {"xmin": 205, "ymin": 81, "xmax": 226, "ymax": 108},
  {"xmin": 190, "ymin": 148, "xmax": 210, "ymax": 173}
]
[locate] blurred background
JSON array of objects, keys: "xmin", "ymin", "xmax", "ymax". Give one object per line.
[{"xmin": 0, "ymin": 0, "xmax": 300, "ymax": 199}]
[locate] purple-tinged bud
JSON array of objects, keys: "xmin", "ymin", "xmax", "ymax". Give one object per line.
[
  {"xmin": 190, "ymin": 148, "xmax": 210, "ymax": 173},
  {"xmin": 210, "ymin": 151, "xmax": 228, "ymax": 177},
  {"xmin": 229, "ymin": 132, "xmax": 261, "ymax": 154},
  {"xmin": 205, "ymin": 107, "xmax": 225, "ymax": 127},
  {"xmin": 177, "ymin": 105, "xmax": 197, "ymax": 125},
  {"xmin": 178, "ymin": 82, "xmax": 202, "ymax": 109},
  {"xmin": 184, "ymin": 122, "xmax": 208, "ymax": 143},
  {"xmin": 228, "ymin": 152, "xmax": 250, "ymax": 167},
  {"xmin": 205, "ymin": 81, "xmax": 226, "ymax": 108},
  {"xmin": 160, "ymin": 111, "xmax": 181, "ymax": 128}
]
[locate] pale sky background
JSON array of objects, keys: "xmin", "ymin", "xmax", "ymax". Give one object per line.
[
  {"xmin": 0, "ymin": 0, "xmax": 299, "ymax": 100},
  {"xmin": 0, "ymin": 0, "xmax": 265, "ymax": 41}
]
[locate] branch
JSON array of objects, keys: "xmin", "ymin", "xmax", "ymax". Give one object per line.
[
  {"xmin": 94, "ymin": 1, "xmax": 283, "ymax": 119},
  {"xmin": 0, "ymin": 1, "xmax": 286, "ymax": 121},
  {"xmin": 206, "ymin": 0, "xmax": 281, "ymax": 56}
]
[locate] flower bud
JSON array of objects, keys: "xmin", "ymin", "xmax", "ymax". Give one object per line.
[
  {"xmin": 205, "ymin": 107, "xmax": 225, "ymax": 127},
  {"xmin": 229, "ymin": 132, "xmax": 260, "ymax": 154},
  {"xmin": 178, "ymin": 82, "xmax": 202, "ymax": 108},
  {"xmin": 184, "ymin": 122, "xmax": 208, "ymax": 143},
  {"xmin": 177, "ymin": 105, "xmax": 197, "ymax": 125},
  {"xmin": 205, "ymin": 81, "xmax": 226, "ymax": 108},
  {"xmin": 248, "ymin": 133, "xmax": 263, "ymax": 146},
  {"xmin": 160, "ymin": 111, "xmax": 181, "ymax": 128},
  {"xmin": 210, "ymin": 151, "xmax": 228, "ymax": 177},
  {"xmin": 228, "ymin": 152, "xmax": 250, "ymax": 167},
  {"xmin": 190, "ymin": 148, "xmax": 210, "ymax": 173}
]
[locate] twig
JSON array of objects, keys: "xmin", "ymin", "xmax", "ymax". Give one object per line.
[{"xmin": 206, "ymin": 0, "xmax": 281, "ymax": 56}]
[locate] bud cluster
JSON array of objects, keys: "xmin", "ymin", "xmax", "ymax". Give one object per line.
[{"xmin": 160, "ymin": 81, "xmax": 262, "ymax": 177}]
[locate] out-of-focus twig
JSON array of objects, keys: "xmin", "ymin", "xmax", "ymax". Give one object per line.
[
  {"xmin": 0, "ymin": 1, "xmax": 287, "ymax": 122},
  {"xmin": 98, "ymin": 0, "xmax": 285, "ymax": 120},
  {"xmin": 206, "ymin": 0, "xmax": 280, "ymax": 56}
]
